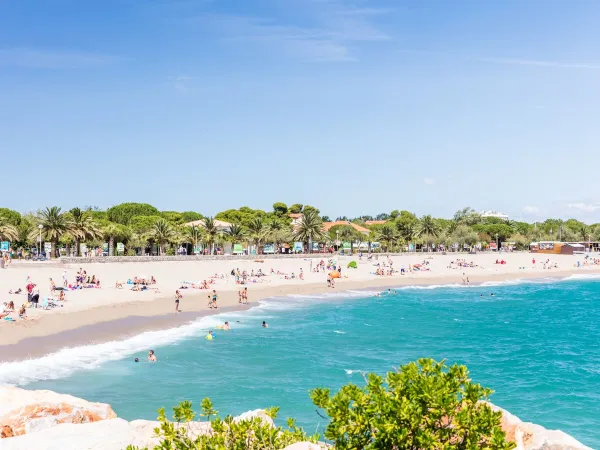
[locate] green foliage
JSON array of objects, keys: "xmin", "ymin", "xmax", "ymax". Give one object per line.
[
  {"xmin": 272, "ymin": 202, "xmax": 288, "ymax": 216},
  {"xmin": 130, "ymin": 360, "xmax": 514, "ymax": 450},
  {"xmin": 289, "ymin": 203, "xmax": 303, "ymax": 214},
  {"xmin": 0, "ymin": 214, "xmax": 19, "ymax": 242},
  {"xmin": 181, "ymin": 211, "xmax": 204, "ymax": 223},
  {"xmin": 126, "ymin": 398, "xmax": 315, "ymax": 450},
  {"xmin": 302, "ymin": 205, "xmax": 320, "ymax": 215},
  {"xmin": 160, "ymin": 211, "xmax": 186, "ymax": 225},
  {"xmin": 377, "ymin": 225, "xmax": 399, "ymax": 252},
  {"xmin": 0, "ymin": 208, "xmax": 22, "ymax": 226},
  {"xmin": 473, "ymin": 223, "xmax": 514, "ymax": 240},
  {"xmin": 32, "ymin": 206, "xmax": 70, "ymax": 257},
  {"xmin": 152, "ymin": 219, "xmax": 177, "ymax": 255},
  {"xmin": 107, "ymin": 203, "xmax": 159, "ymax": 225},
  {"xmin": 129, "ymin": 215, "xmax": 163, "ymax": 235},
  {"xmin": 311, "ymin": 359, "xmax": 515, "ymax": 450},
  {"xmin": 293, "ymin": 209, "xmax": 324, "ymax": 252}
]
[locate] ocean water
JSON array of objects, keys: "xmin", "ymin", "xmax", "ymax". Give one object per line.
[{"xmin": 2, "ymin": 276, "xmax": 599, "ymax": 448}]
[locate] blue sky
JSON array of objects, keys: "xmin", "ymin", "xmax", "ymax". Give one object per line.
[{"xmin": 2, "ymin": 0, "xmax": 600, "ymax": 222}]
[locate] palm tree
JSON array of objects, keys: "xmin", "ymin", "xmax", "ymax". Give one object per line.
[
  {"xmin": 293, "ymin": 209, "xmax": 324, "ymax": 253},
  {"xmin": 226, "ymin": 224, "xmax": 246, "ymax": 252},
  {"xmin": 152, "ymin": 219, "xmax": 176, "ymax": 255},
  {"xmin": 581, "ymin": 225, "xmax": 591, "ymax": 246},
  {"xmin": 377, "ymin": 225, "xmax": 398, "ymax": 252},
  {"xmin": 0, "ymin": 215, "xmax": 19, "ymax": 242},
  {"xmin": 247, "ymin": 217, "xmax": 266, "ymax": 254},
  {"xmin": 203, "ymin": 217, "xmax": 219, "ymax": 255},
  {"xmin": 338, "ymin": 225, "xmax": 360, "ymax": 253},
  {"xmin": 102, "ymin": 222, "xmax": 130, "ymax": 256},
  {"xmin": 184, "ymin": 225, "xmax": 203, "ymax": 255},
  {"xmin": 270, "ymin": 228, "xmax": 292, "ymax": 254},
  {"xmin": 417, "ymin": 215, "xmax": 440, "ymax": 252},
  {"xmin": 69, "ymin": 207, "xmax": 101, "ymax": 256},
  {"xmin": 32, "ymin": 206, "xmax": 69, "ymax": 258},
  {"xmin": 267, "ymin": 220, "xmax": 284, "ymax": 254},
  {"xmin": 128, "ymin": 232, "xmax": 148, "ymax": 256}
]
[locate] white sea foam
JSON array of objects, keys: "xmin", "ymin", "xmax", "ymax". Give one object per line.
[
  {"xmin": 333, "ymin": 330, "xmax": 346, "ymax": 334},
  {"xmin": 396, "ymin": 283, "xmax": 464, "ymax": 290},
  {"xmin": 561, "ymin": 273, "xmax": 600, "ymax": 281},
  {"xmin": 0, "ymin": 314, "xmax": 226, "ymax": 386},
  {"xmin": 344, "ymin": 369, "xmax": 367, "ymax": 375}
]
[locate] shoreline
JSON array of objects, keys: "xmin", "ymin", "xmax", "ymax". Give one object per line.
[{"xmin": 1, "ymin": 268, "xmax": 598, "ymax": 363}]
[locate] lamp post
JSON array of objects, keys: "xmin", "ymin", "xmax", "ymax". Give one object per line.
[
  {"xmin": 336, "ymin": 230, "xmax": 339, "ymax": 250},
  {"xmin": 38, "ymin": 224, "xmax": 43, "ymax": 257},
  {"xmin": 495, "ymin": 233, "xmax": 499, "ymax": 252}
]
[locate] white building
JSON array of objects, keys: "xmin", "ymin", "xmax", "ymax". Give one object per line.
[{"xmin": 480, "ymin": 210, "xmax": 509, "ymax": 221}]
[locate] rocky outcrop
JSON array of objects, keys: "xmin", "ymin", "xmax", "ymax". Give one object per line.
[
  {"xmin": 488, "ymin": 403, "xmax": 593, "ymax": 450},
  {"xmin": 0, "ymin": 386, "xmax": 116, "ymax": 438},
  {"xmin": 0, "ymin": 387, "xmax": 592, "ymax": 450}
]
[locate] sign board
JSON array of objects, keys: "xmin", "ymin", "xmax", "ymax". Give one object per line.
[
  {"xmin": 342, "ymin": 242, "xmax": 351, "ymax": 249},
  {"xmin": 233, "ymin": 244, "xmax": 244, "ymax": 254},
  {"xmin": 116, "ymin": 243, "xmax": 125, "ymax": 253},
  {"xmin": 408, "ymin": 243, "xmax": 415, "ymax": 252},
  {"xmin": 80, "ymin": 243, "xmax": 88, "ymax": 255},
  {"xmin": 293, "ymin": 242, "xmax": 304, "ymax": 252},
  {"xmin": 44, "ymin": 242, "xmax": 52, "ymax": 256},
  {"xmin": 312, "ymin": 242, "xmax": 320, "ymax": 251},
  {"xmin": 0, "ymin": 241, "xmax": 9, "ymax": 252},
  {"xmin": 489, "ymin": 242, "xmax": 498, "ymax": 250},
  {"xmin": 263, "ymin": 244, "xmax": 274, "ymax": 254},
  {"xmin": 102, "ymin": 243, "xmax": 109, "ymax": 253}
]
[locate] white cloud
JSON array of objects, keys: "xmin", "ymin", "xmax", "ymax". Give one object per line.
[
  {"xmin": 0, "ymin": 48, "xmax": 119, "ymax": 69},
  {"xmin": 567, "ymin": 203, "xmax": 600, "ymax": 213},
  {"xmin": 188, "ymin": 0, "xmax": 391, "ymax": 62},
  {"xmin": 171, "ymin": 75, "xmax": 195, "ymax": 92},
  {"xmin": 423, "ymin": 178, "xmax": 435, "ymax": 185},
  {"xmin": 480, "ymin": 57, "xmax": 600, "ymax": 70},
  {"xmin": 522, "ymin": 205, "xmax": 540, "ymax": 214}
]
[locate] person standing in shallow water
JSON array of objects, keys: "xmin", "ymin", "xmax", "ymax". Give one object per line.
[{"xmin": 174, "ymin": 290, "xmax": 182, "ymax": 312}]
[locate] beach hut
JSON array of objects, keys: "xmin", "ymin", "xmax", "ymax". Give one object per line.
[{"xmin": 530, "ymin": 241, "xmax": 585, "ymax": 255}]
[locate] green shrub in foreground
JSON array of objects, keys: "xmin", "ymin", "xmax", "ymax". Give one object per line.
[{"xmin": 127, "ymin": 359, "xmax": 515, "ymax": 450}]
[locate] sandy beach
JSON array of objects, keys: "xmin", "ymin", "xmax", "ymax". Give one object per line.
[{"xmin": 1, "ymin": 252, "xmax": 599, "ymax": 360}]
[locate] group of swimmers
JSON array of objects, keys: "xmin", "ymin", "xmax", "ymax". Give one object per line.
[{"xmin": 138, "ymin": 320, "xmax": 269, "ymax": 362}]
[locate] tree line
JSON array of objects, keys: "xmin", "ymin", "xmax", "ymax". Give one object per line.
[{"xmin": 0, "ymin": 203, "xmax": 597, "ymax": 257}]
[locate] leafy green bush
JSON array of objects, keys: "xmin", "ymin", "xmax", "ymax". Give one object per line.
[
  {"xmin": 126, "ymin": 398, "xmax": 318, "ymax": 450},
  {"xmin": 126, "ymin": 359, "xmax": 514, "ymax": 450},
  {"xmin": 311, "ymin": 359, "xmax": 515, "ymax": 450}
]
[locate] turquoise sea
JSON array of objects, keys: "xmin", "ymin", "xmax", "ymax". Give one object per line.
[{"xmin": 1, "ymin": 276, "xmax": 599, "ymax": 448}]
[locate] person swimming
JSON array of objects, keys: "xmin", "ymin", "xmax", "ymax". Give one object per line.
[
  {"xmin": 262, "ymin": 321, "xmax": 268, "ymax": 328},
  {"xmin": 223, "ymin": 321, "xmax": 230, "ymax": 330},
  {"xmin": 134, "ymin": 358, "xmax": 139, "ymax": 363},
  {"xmin": 206, "ymin": 330, "xmax": 215, "ymax": 340},
  {"xmin": 148, "ymin": 350, "xmax": 157, "ymax": 362}
]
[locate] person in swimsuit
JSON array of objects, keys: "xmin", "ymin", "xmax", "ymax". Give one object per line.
[
  {"xmin": 212, "ymin": 290, "xmax": 218, "ymax": 309},
  {"xmin": 148, "ymin": 350, "xmax": 157, "ymax": 362},
  {"xmin": 262, "ymin": 321, "xmax": 268, "ymax": 328},
  {"xmin": 175, "ymin": 290, "xmax": 182, "ymax": 312},
  {"xmin": 242, "ymin": 287, "xmax": 248, "ymax": 304}
]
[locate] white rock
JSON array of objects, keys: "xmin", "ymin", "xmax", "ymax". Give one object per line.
[
  {"xmin": 233, "ymin": 409, "xmax": 275, "ymax": 427},
  {"xmin": 0, "ymin": 386, "xmax": 116, "ymax": 438},
  {"xmin": 487, "ymin": 403, "xmax": 592, "ymax": 450}
]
